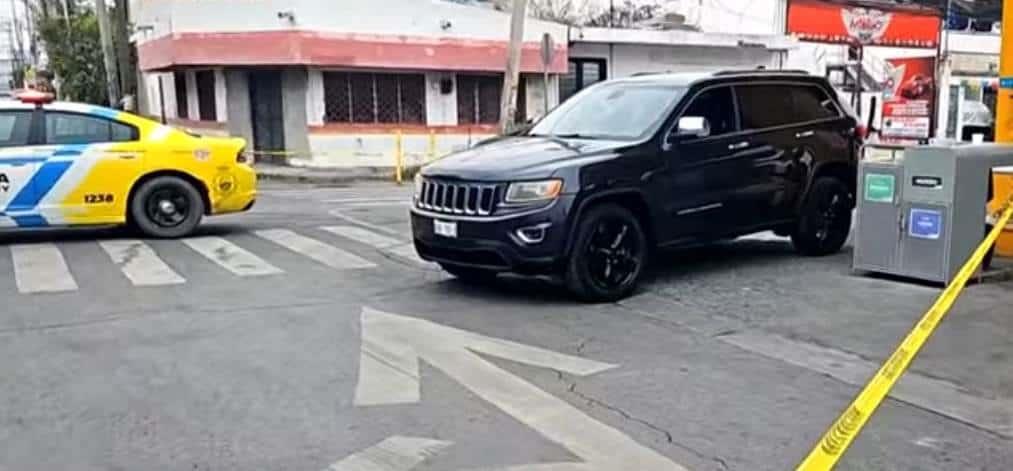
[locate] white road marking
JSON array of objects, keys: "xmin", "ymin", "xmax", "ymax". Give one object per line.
[
  {"xmin": 11, "ymin": 243, "xmax": 78, "ymax": 293},
  {"xmin": 319, "ymin": 225, "xmax": 430, "ymax": 267},
  {"xmin": 324, "ymin": 197, "xmax": 410, "ymax": 204},
  {"xmin": 181, "ymin": 236, "xmax": 284, "ymax": 276},
  {"xmin": 99, "ymin": 240, "xmax": 185, "ymax": 286},
  {"xmin": 321, "ymin": 225, "xmax": 403, "ymax": 249},
  {"xmin": 353, "ymin": 307, "xmax": 687, "ymax": 471},
  {"xmin": 326, "ymin": 436, "xmax": 452, "ymax": 471},
  {"xmin": 721, "ymin": 331, "xmax": 1013, "ymax": 438},
  {"xmin": 329, "ymin": 209, "xmax": 400, "ymax": 236},
  {"xmin": 255, "ymin": 229, "xmax": 376, "ymax": 270}
]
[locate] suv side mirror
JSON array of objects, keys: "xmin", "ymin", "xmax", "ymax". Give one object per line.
[{"xmin": 676, "ymin": 116, "xmax": 710, "ymax": 139}]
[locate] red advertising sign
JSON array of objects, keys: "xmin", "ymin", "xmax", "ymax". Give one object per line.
[
  {"xmin": 787, "ymin": 0, "xmax": 940, "ymax": 48},
  {"xmin": 881, "ymin": 56, "xmax": 936, "ymax": 140}
]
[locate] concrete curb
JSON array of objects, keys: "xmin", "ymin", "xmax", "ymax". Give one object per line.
[{"xmin": 255, "ymin": 165, "xmax": 421, "ymax": 185}]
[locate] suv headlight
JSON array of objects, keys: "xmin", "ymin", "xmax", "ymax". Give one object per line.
[
  {"xmin": 413, "ymin": 173, "xmax": 424, "ymax": 198},
  {"xmin": 505, "ymin": 179, "xmax": 563, "ymax": 203}
]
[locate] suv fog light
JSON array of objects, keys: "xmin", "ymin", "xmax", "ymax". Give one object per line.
[{"xmin": 515, "ymin": 223, "xmax": 551, "ymax": 244}]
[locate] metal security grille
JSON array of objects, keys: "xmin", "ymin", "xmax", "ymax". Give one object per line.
[
  {"xmin": 456, "ymin": 74, "xmax": 502, "ymax": 125},
  {"xmin": 323, "ymin": 72, "xmax": 426, "ymax": 124},
  {"xmin": 195, "ymin": 70, "xmax": 217, "ymax": 121},
  {"xmin": 417, "ymin": 179, "xmax": 500, "ymax": 216}
]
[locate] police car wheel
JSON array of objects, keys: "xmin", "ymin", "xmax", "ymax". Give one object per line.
[{"xmin": 130, "ymin": 176, "xmax": 205, "ymax": 238}]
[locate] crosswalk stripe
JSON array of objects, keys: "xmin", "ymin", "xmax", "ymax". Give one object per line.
[
  {"xmin": 181, "ymin": 236, "xmax": 285, "ymax": 276},
  {"xmin": 320, "ymin": 225, "xmax": 403, "ymax": 248},
  {"xmin": 255, "ymin": 229, "xmax": 376, "ymax": 270},
  {"xmin": 10, "ymin": 243, "xmax": 78, "ymax": 293},
  {"xmin": 320, "ymin": 225, "xmax": 431, "ymax": 266},
  {"xmin": 99, "ymin": 240, "xmax": 185, "ymax": 286}
]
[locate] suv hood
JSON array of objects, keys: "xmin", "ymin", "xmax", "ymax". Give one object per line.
[{"xmin": 422, "ymin": 136, "xmax": 627, "ymax": 181}]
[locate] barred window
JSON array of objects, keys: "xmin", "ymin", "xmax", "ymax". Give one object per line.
[
  {"xmin": 457, "ymin": 74, "xmax": 502, "ymax": 125},
  {"xmin": 323, "ymin": 72, "xmax": 426, "ymax": 124},
  {"xmin": 195, "ymin": 70, "xmax": 217, "ymax": 121},
  {"xmin": 173, "ymin": 71, "xmax": 188, "ymax": 119}
]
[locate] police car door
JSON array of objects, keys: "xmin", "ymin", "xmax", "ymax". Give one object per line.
[
  {"xmin": 0, "ymin": 109, "xmax": 41, "ymax": 227},
  {"xmin": 34, "ymin": 110, "xmax": 142, "ymax": 225}
]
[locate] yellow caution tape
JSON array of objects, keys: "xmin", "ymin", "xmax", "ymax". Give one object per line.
[{"xmin": 797, "ymin": 197, "xmax": 1013, "ymax": 471}]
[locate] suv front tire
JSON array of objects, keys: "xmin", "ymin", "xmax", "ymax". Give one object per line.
[{"xmin": 566, "ymin": 204, "xmax": 647, "ymax": 302}]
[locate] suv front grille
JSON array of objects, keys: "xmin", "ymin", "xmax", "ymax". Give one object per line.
[{"xmin": 417, "ymin": 179, "xmax": 500, "ymax": 216}]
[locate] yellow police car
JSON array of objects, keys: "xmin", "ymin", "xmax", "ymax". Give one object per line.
[{"xmin": 0, "ymin": 91, "xmax": 256, "ymax": 238}]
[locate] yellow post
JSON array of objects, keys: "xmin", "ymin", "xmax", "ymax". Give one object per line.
[
  {"xmin": 995, "ymin": 0, "xmax": 1013, "ymax": 143},
  {"xmin": 394, "ymin": 130, "xmax": 403, "ymax": 184},
  {"xmin": 427, "ymin": 129, "xmax": 437, "ymax": 163}
]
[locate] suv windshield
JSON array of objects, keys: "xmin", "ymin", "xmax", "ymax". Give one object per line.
[{"xmin": 529, "ymin": 82, "xmax": 686, "ymax": 141}]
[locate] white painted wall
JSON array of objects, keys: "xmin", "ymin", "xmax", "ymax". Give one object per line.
[
  {"xmin": 185, "ymin": 70, "xmax": 199, "ymax": 120},
  {"xmin": 214, "ymin": 68, "xmax": 228, "ymax": 123},
  {"xmin": 306, "ymin": 133, "xmax": 494, "ymax": 168},
  {"xmin": 524, "ymin": 75, "xmax": 559, "ymax": 119},
  {"xmin": 306, "ymin": 69, "xmax": 325, "ymax": 126},
  {"xmin": 131, "ymin": 0, "xmax": 567, "ymax": 45},
  {"xmin": 425, "ymin": 72, "xmax": 458, "ymax": 126},
  {"xmin": 142, "ymin": 71, "xmax": 178, "ymax": 119},
  {"xmin": 569, "ymin": 42, "xmax": 780, "ymax": 78}
]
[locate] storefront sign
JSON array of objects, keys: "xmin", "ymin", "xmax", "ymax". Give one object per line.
[
  {"xmin": 881, "ymin": 56, "xmax": 936, "ymax": 141},
  {"xmin": 787, "ymin": 0, "xmax": 940, "ymax": 48}
]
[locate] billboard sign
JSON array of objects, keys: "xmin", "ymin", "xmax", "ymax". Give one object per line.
[
  {"xmin": 787, "ymin": 0, "xmax": 941, "ymax": 48},
  {"xmin": 881, "ymin": 56, "xmax": 937, "ymax": 141}
]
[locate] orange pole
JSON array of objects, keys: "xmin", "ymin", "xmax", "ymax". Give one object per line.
[{"xmin": 995, "ymin": 0, "xmax": 1013, "ymax": 142}]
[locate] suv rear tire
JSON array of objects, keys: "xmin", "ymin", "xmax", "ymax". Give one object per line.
[
  {"xmin": 440, "ymin": 263, "xmax": 499, "ymax": 283},
  {"xmin": 792, "ymin": 177, "xmax": 852, "ymax": 256},
  {"xmin": 566, "ymin": 204, "xmax": 647, "ymax": 302}
]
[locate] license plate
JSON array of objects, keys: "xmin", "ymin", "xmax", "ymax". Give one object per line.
[{"xmin": 433, "ymin": 220, "xmax": 458, "ymax": 238}]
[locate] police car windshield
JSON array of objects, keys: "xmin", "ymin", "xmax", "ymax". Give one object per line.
[{"xmin": 529, "ymin": 83, "xmax": 686, "ymax": 141}]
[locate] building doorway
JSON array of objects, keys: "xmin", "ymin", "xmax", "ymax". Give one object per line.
[{"xmin": 249, "ymin": 71, "xmax": 285, "ymax": 157}]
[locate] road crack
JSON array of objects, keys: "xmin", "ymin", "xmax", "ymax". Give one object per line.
[{"xmin": 553, "ymin": 361, "xmax": 730, "ymax": 470}]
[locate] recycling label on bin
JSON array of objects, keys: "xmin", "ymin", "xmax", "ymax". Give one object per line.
[
  {"xmin": 864, "ymin": 173, "xmax": 896, "ymax": 203},
  {"xmin": 909, "ymin": 208, "xmax": 943, "ymax": 240}
]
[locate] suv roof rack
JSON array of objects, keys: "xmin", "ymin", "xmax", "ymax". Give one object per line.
[{"xmin": 713, "ymin": 69, "xmax": 810, "ymax": 76}]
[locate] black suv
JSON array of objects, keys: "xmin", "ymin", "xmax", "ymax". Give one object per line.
[{"xmin": 411, "ymin": 70, "xmax": 859, "ymax": 301}]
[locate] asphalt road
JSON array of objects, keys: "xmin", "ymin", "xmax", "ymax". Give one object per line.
[{"xmin": 1, "ymin": 181, "xmax": 1011, "ymax": 471}]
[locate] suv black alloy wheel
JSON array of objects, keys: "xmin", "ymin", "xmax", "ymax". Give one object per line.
[
  {"xmin": 566, "ymin": 204, "xmax": 646, "ymax": 302},
  {"xmin": 792, "ymin": 177, "xmax": 852, "ymax": 256}
]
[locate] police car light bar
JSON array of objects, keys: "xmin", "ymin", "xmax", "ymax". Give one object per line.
[{"xmin": 16, "ymin": 90, "xmax": 55, "ymax": 106}]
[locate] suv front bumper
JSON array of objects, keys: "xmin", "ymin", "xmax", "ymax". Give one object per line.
[{"xmin": 410, "ymin": 195, "xmax": 575, "ymax": 273}]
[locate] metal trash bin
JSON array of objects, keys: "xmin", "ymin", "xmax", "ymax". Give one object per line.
[{"xmin": 854, "ymin": 143, "xmax": 1013, "ymax": 283}]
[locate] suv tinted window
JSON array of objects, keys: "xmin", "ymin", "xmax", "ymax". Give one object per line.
[
  {"xmin": 736, "ymin": 84, "xmax": 794, "ymax": 130},
  {"xmin": 45, "ymin": 112, "xmax": 138, "ymax": 145},
  {"xmin": 792, "ymin": 85, "xmax": 840, "ymax": 122},
  {"xmin": 0, "ymin": 111, "xmax": 32, "ymax": 148},
  {"xmin": 530, "ymin": 83, "xmax": 687, "ymax": 140},
  {"xmin": 682, "ymin": 86, "xmax": 737, "ymax": 136}
]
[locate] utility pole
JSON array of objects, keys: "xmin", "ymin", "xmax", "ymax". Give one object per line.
[
  {"xmin": 95, "ymin": 0, "xmax": 121, "ymax": 106},
  {"xmin": 498, "ymin": 0, "xmax": 526, "ymax": 134}
]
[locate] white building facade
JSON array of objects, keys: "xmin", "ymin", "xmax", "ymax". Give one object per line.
[{"xmin": 131, "ymin": 0, "xmax": 569, "ymax": 168}]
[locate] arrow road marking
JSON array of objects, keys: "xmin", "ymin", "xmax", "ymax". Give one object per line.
[
  {"xmin": 354, "ymin": 307, "xmax": 689, "ymax": 471},
  {"xmin": 326, "ymin": 436, "xmax": 452, "ymax": 471}
]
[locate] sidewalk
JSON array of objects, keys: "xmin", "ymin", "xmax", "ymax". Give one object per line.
[{"xmin": 255, "ymin": 163, "xmax": 418, "ymax": 185}]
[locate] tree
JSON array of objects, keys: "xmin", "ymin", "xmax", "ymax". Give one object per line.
[
  {"xmin": 584, "ymin": 1, "xmax": 662, "ymax": 28},
  {"xmin": 527, "ymin": 0, "xmax": 662, "ymax": 28},
  {"xmin": 36, "ymin": 11, "xmax": 107, "ymax": 104},
  {"xmin": 528, "ymin": 0, "xmax": 590, "ymax": 25}
]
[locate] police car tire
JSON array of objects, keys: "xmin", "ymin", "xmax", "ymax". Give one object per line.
[{"xmin": 130, "ymin": 176, "xmax": 204, "ymax": 239}]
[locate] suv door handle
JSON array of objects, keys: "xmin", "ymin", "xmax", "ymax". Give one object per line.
[
  {"xmin": 727, "ymin": 141, "xmax": 749, "ymax": 150},
  {"xmin": 795, "ymin": 130, "xmax": 815, "ymax": 139}
]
